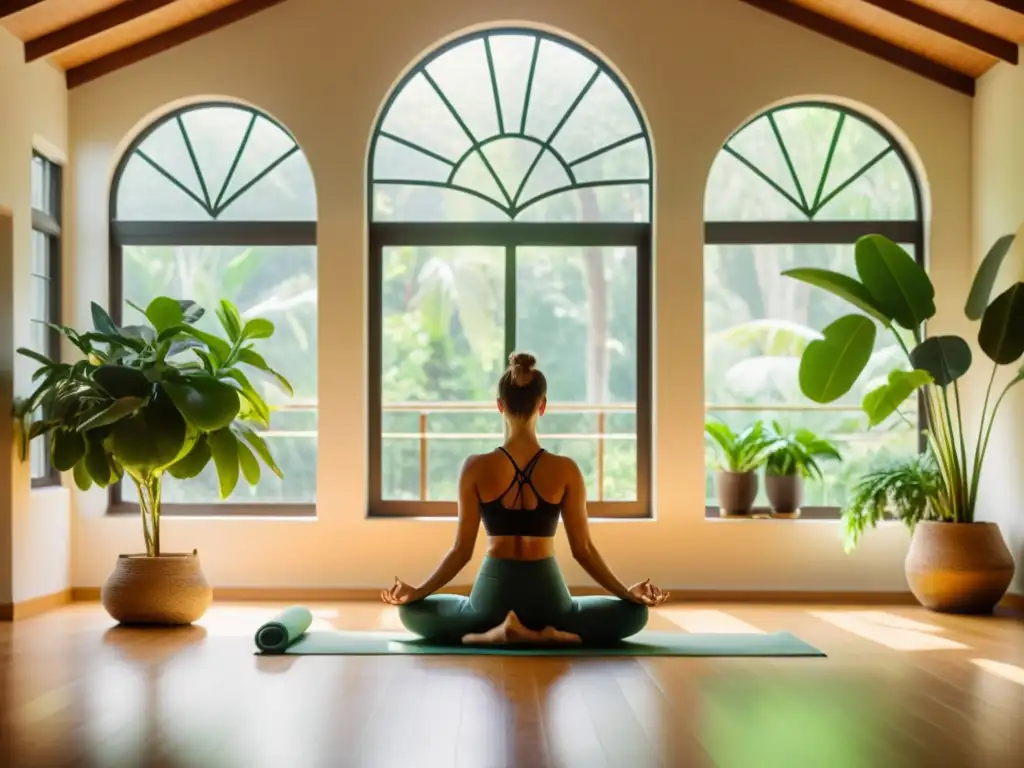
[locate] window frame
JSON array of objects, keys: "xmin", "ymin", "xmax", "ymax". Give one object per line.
[
  {"xmin": 106, "ymin": 101, "xmax": 317, "ymax": 516},
  {"xmin": 366, "ymin": 28, "xmax": 654, "ymax": 519},
  {"xmin": 702, "ymin": 101, "xmax": 926, "ymax": 519},
  {"xmin": 30, "ymin": 152, "xmax": 63, "ymax": 489}
]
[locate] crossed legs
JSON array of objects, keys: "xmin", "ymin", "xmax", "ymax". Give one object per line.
[{"xmin": 398, "ymin": 594, "xmax": 648, "ymax": 646}]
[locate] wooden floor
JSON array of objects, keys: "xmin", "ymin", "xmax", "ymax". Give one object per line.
[{"xmin": 1, "ymin": 602, "xmax": 1022, "ymax": 768}]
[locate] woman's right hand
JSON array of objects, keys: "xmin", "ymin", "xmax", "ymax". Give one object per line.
[
  {"xmin": 627, "ymin": 579, "xmax": 670, "ymax": 607},
  {"xmin": 380, "ymin": 578, "xmax": 425, "ymax": 605}
]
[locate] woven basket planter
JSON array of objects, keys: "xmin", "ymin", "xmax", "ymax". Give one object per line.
[
  {"xmin": 905, "ymin": 522, "xmax": 1015, "ymax": 614},
  {"xmin": 101, "ymin": 550, "xmax": 213, "ymax": 625}
]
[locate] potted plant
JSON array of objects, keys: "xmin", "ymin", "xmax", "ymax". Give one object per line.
[
  {"xmin": 841, "ymin": 454, "xmax": 942, "ymax": 553},
  {"xmin": 704, "ymin": 419, "xmax": 777, "ymax": 516},
  {"xmin": 763, "ymin": 422, "xmax": 841, "ymax": 518},
  {"xmin": 782, "ymin": 232, "xmax": 1018, "ymax": 613},
  {"xmin": 12, "ymin": 297, "xmax": 292, "ymax": 625}
]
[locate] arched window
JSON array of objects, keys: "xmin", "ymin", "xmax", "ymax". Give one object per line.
[
  {"xmin": 110, "ymin": 101, "xmax": 317, "ymax": 510},
  {"xmin": 703, "ymin": 101, "xmax": 924, "ymax": 515},
  {"xmin": 368, "ymin": 29, "xmax": 652, "ymax": 517}
]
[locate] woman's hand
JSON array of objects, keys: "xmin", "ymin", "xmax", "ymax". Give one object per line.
[
  {"xmin": 627, "ymin": 579, "xmax": 670, "ymax": 607},
  {"xmin": 380, "ymin": 578, "xmax": 425, "ymax": 606}
]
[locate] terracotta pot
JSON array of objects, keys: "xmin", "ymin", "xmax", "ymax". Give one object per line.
[
  {"xmin": 905, "ymin": 522, "xmax": 1015, "ymax": 614},
  {"xmin": 101, "ymin": 551, "xmax": 213, "ymax": 625},
  {"xmin": 766, "ymin": 473, "xmax": 802, "ymax": 517},
  {"xmin": 716, "ymin": 470, "xmax": 758, "ymax": 515}
]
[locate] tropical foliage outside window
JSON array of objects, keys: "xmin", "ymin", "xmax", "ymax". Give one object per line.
[
  {"xmin": 369, "ymin": 29, "xmax": 652, "ymax": 516},
  {"xmin": 111, "ymin": 103, "xmax": 317, "ymax": 505},
  {"xmin": 704, "ymin": 102, "xmax": 924, "ymax": 509}
]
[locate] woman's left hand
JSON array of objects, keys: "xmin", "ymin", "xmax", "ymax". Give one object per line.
[{"xmin": 381, "ymin": 578, "xmax": 424, "ymax": 605}]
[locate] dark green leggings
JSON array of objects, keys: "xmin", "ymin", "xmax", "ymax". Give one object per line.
[{"xmin": 398, "ymin": 557, "xmax": 648, "ymax": 645}]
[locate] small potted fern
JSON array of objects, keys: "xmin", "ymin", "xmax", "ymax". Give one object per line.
[
  {"xmin": 763, "ymin": 423, "xmax": 841, "ymax": 518},
  {"xmin": 841, "ymin": 455, "xmax": 942, "ymax": 554},
  {"xmin": 12, "ymin": 297, "xmax": 292, "ymax": 625},
  {"xmin": 704, "ymin": 419, "xmax": 777, "ymax": 516}
]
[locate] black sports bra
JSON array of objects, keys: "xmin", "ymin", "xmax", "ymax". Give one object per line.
[{"xmin": 479, "ymin": 447, "xmax": 560, "ymax": 538}]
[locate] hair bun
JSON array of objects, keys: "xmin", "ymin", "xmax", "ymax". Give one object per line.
[
  {"xmin": 508, "ymin": 352, "xmax": 537, "ymax": 386},
  {"xmin": 509, "ymin": 352, "xmax": 536, "ymax": 372}
]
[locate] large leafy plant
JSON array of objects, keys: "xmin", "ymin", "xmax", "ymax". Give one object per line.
[
  {"xmin": 764, "ymin": 422, "xmax": 841, "ymax": 479},
  {"xmin": 12, "ymin": 298, "xmax": 292, "ymax": 556},
  {"xmin": 704, "ymin": 419, "xmax": 778, "ymax": 473},
  {"xmin": 783, "ymin": 232, "xmax": 1024, "ymax": 524}
]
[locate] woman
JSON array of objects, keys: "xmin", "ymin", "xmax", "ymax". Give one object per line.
[{"xmin": 381, "ymin": 352, "xmax": 669, "ymax": 645}]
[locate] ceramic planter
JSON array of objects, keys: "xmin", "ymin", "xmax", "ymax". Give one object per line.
[
  {"xmin": 716, "ymin": 470, "xmax": 758, "ymax": 516},
  {"xmin": 904, "ymin": 522, "xmax": 1015, "ymax": 614},
  {"xmin": 765, "ymin": 473, "xmax": 802, "ymax": 518}
]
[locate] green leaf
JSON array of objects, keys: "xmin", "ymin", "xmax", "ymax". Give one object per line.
[
  {"xmin": 125, "ymin": 299, "xmax": 147, "ymax": 317},
  {"xmin": 781, "ymin": 268, "xmax": 892, "ymax": 326},
  {"xmin": 110, "ymin": 399, "xmax": 188, "ymax": 478},
  {"xmin": 51, "ymin": 429, "xmax": 86, "ymax": 472},
  {"xmin": 161, "ymin": 377, "xmax": 240, "ymax": 431},
  {"xmin": 909, "ymin": 335, "xmax": 972, "ymax": 387},
  {"xmin": 77, "ymin": 396, "xmax": 147, "ymax": 431},
  {"xmin": 237, "ymin": 440, "xmax": 261, "ymax": 485},
  {"xmin": 233, "ymin": 423, "xmax": 283, "ymax": 479},
  {"xmin": 966, "ymin": 233, "xmax": 1017, "ymax": 320},
  {"xmin": 216, "ymin": 300, "xmax": 242, "ymax": 342},
  {"xmin": 241, "ymin": 318, "xmax": 275, "ymax": 340},
  {"xmin": 798, "ymin": 314, "xmax": 876, "ymax": 403},
  {"xmin": 171, "ymin": 325, "xmax": 232, "ymax": 364},
  {"xmin": 93, "ymin": 365, "xmax": 151, "ymax": 399},
  {"xmin": 72, "ymin": 459, "xmax": 93, "ymax": 491},
  {"xmin": 167, "ymin": 435, "xmax": 212, "ymax": 480},
  {"xmin": 238, "ymin": 348, "xmax": 294, "ymax": 395},
  {"xmin": 84, "ymin": 434, "xmax": 113, "ymax": 487},
  {"xmin": 120, "ymin": 325, "xmax": 156, "ymax": 344},
  {"xmin": 17, "ymin": 347, "xmax": 56, "ymax": 367},
  {"xmin": 979, "ymin": 282, "xmax": 1024, "ymax": 364},
  {"xmin": 207, "ymin": 428, "xmax": 240, "ymax": 498},
  {"xmin": 145, "ymin": 297, "xmax": 185, "ymax": 333},
  {"xmin": 91, "ymin": 302, "xmax": 119, "ymax": 336},
  {"xmin": 855, "ymin": 235, "xmax": 935, "ymax": 331},
  {"xmin": 221, "ymin": 368, "xmax": 270, "ymax": 425},
  {"xmin": 862, "ymin": 369, "xmax": 933, "ymax": 427}
]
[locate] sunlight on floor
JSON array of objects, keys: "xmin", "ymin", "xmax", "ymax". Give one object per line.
[
  {"xmin": 660, "ymin": 608, "xmax": 765, "ymax": 634},
  {"xmin": 808, "ymin": 610, "xmax": 969, "ymax": 651},
  {"xmin": 196, "ymin": 606, "xmax": 339, "ymax": 637},
  {"xmin": 972, "ymin": 658, "xmax": 1024, "ymax": 687}
]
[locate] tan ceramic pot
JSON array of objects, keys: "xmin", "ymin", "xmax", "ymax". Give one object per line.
[
  {"xmin": 716, "ymin": 470, "xmax": 758, "ymax": 515},
  {"xmin": 101, "ymin": 551, "xmax": 213, "ymax": 625},
  {"xmin": 905, "ymin": 522, "xmax": 1015, "ymax": 614},
  {"xmin": 765, "ymin": 473, "xmax": 802, "ymax": 516}
]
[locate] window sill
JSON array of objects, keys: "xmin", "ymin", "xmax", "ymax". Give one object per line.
[
  {"xmin": 108, "ymin": 503, "xmax": 317, "ymax": 519},
  {"xmin": 704, "ymin": 506, "xmax": 842, "ymax": 521}
]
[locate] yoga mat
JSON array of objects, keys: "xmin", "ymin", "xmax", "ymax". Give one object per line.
[
  {"xmin": 255, "ymin": 625, "xmax": 825, "ymax": 657},
  {"xmin": 254, "ymin": 606, "xmax": 314, "ymax": 653}
]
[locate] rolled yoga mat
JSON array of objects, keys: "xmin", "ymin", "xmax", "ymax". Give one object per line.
[
  {"xmin": 255, "ymin": 623, "xmax": 825, "ymax": 657},
  {"xmin": 254, "ymin": 606, "xmax": 314, "ymax": 653}
]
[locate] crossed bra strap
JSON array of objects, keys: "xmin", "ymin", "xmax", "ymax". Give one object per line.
[{"xmin": 497, "ymin": 447, "xmax": 545, "ymax": 508}]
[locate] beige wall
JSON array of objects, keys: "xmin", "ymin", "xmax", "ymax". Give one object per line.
[
  {"xmin": 973, "ymin": 56, "xmax": 1024, "ymax": 596},
  {"xmin": 0, "ymin": 28, "xmax": 71, "ymax": 604},
  {"xmin": 67, "ymin": 0, "xmax": 973, "ymax": 591}
]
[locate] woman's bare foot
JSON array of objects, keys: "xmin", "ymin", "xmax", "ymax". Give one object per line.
[
  {"xmin": 462, "ymin": 612, "xmax": 582, "ymax": 646},
  {"xmin": 538, "ymin": 626, "xmax": 582, "ymax": 644}
]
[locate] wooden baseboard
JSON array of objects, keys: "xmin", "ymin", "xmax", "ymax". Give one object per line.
[
  {"xmin": 71, "ymin": 586, "xmax": 922, "ymax": 604},
  {"xmin": 0, "ymin": 589, "xmax": 72, "ymax": 621}
]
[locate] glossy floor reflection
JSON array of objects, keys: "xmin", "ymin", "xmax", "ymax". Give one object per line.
[{"xmin": 1, "ymin": 601, "xmax": 1022, "ymax": 767}]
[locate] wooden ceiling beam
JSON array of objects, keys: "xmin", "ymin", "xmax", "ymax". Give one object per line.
[
  {"xmin": 66, "ymin": 0, "xmax": 288, "ymax": 89},
  {"xmin": 861, "ymin": 0, "xmax": 1018, "ymax": 64},
  {"xmin": 987, "ymin": 0, "xmax": 1024, "ymax": 16},
  {"xmin": 25, "ymin": 0, "xmax": 181, "ymax": 62},
  {"xmin": 738, "ymin": 0, "xmax": 975, "ymax": 96},
  {"xmin": 0, "ymin": 0, "xmax": 46, "ymax": 21}
]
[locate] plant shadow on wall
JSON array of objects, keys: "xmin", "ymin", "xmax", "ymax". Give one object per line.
[
  {"xmin": 784, "ymin": 232, "xmax": 1021, "ymax": 613},
  {"xmin": 11, "ymin": 297, "xmax": 293, "ymax": 625}
]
